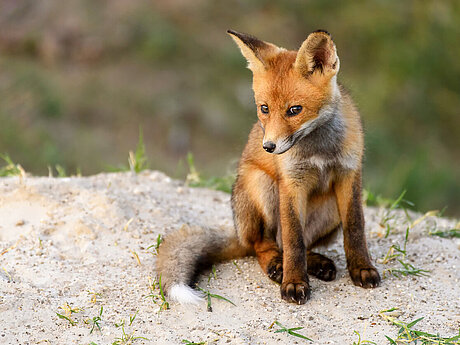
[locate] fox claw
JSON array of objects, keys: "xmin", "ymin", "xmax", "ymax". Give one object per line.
[
  {"xmin": 267, "ymin": 256, "xmax": 283, "ymax": 283},
  {"xmin": 349, "ymin": 266, "xmax": 381, "ymax": 288},
  {"xmin": 281, "ymin": 280, "xmax": 311, "ymax": 304}
]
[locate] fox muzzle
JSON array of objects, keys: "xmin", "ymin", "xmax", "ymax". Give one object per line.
[{"xmin": 263, "ymin": 141, "xmax": 276, "ymax": 153}]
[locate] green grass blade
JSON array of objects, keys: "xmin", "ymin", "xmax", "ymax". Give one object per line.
[
  {"xmin": 56, "ymin": 312, "xmax": 76, "ymax": 326},
  {"xmin": 384, "ymin": 335, "xmax": 397, "ymax": 344},
  {"xmin": 390, "ymin": 190, "xmax": 407, "ymax": 211},
  {"xmin": 209, "ymin": 292, "xmax": 236, "ymax": 306},
  {"xmin": 406, "ymin": 317, "xmax": 424, "ymax": 329},
  {"xmin": 430, "ymin": 229, "xmax": 460, "ymax": 238},
  {"xmin": 288, "ymin": 330, "xmax": 313, "ymax": 341}
]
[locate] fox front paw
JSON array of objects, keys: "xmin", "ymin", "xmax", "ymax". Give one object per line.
[
  {"xmin": 349, "ymin": 266, "xmax": 381, "ymax": 288},
  {"xmin": 280, "ymin": 279, "xmax": 311, "ymax": 304}
]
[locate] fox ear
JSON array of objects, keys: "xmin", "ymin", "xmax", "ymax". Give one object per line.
[
  {"xmin": 227, "ymin": 30, "xmax": 280, "ymax": 72},
  {"xmin": 295, "ymin": 30, "xmax": 339, "ymax": 78}
]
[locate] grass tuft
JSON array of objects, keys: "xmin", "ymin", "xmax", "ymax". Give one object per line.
[
  {"xmin": 112, "ymin": 324, "xmax": 148, "ymax": 345},
  {"xmin": 353, "ymin": 330, "xmax": 377, "ymax": 345},
  {"xmin": 196, "ymin": 285, "xmax": 236, "ymax": 312},
  {"xmin": 56, "ymin": 302, "xmax": 82, "ymax": 326},
  {"xmin": 378, "ymin": 190, "xmax": 414, "ymax": 238},
  {"xmin": 269, "ymin": 321, "xmax": 313, "ymax": 342},
  {"xmin": 55, "ymin": 164, "xmax": 67, "ymax": 177},
  {"xmin": 0, "ymin": 154, "xmax": 24, "ymax": 177},
  {"xmin": 380, "ymin": 308, "xmax": 460, "ymax": 344},
  {"xmin": 208, "ymin": 265, "xmax": 217, "ymax": 283},
  {"xmin": 112, "ymin": 312, "xmax": 147, "ymax": 345},
  {"xmin": 185, "ymin": 152, "xmax": 235, "ymax": 193},
  {"xmin": 106, "ymin": 127, "xmax": 148, "ymax": 174},
  {"xmin": 128, "ymin": 127, "xmax": 148, "ymax": 174},
  {"xmin": 383, "ymin": 260, "xmax": 430, "ymax": 279},
  {"xmin": 146, "ymin": 234, "xmax": 163, "ymax": 256},
  {"xmin": 145, "ymin": 275, "xmax": 169, "ymax": 313},
  {"xmin": 380, "ymin": 210, "xmax": 435, "ymax": 279},
  {"xmin": 232, "ymin": 260, "xmax": 242, "ymax": 273},
  {"xmin": 129, "ymin": 310, "xmax": 138, "ymax": 326},
  {"xmin": 85, "ymin": 306, "xmax": 103, "ymax": 334},
  {"xmin": 56, "ymin": 312, "xmax": 77, "ymax": 326}
]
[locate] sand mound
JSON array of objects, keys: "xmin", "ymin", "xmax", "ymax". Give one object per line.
[{"xmin": 0, "ymin": 171, "xmax": 458, "ymax": 344}]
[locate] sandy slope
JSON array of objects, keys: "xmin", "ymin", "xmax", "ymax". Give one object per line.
[{"xmin": 0, "ymin": 171, "xmax": 458, "ymax": 345}]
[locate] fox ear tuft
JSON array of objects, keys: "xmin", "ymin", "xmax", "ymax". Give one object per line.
[
  {"xmin": 295, "ymin": 30, "xmax": 339, "ymax": 78},
  {"xmin": 227, "ymin": 30, "xmax": 280, "ymax": 72}
]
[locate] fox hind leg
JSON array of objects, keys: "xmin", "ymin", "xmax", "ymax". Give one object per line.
[
  {"xmin": 232, "ymin": 169, "xmax": 282, "ymax": 282},
  {"xmin": 307, "ymin": 251, "xmax": 336, "ymax": 281},
  {"xmin": 254, "ymin": 240, "xmax": 283, "ymax": 283}
]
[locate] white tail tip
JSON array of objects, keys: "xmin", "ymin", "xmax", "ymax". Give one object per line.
[{"xmin": 169, "ymin": 284, "xmax": 203, "ymax": 305}]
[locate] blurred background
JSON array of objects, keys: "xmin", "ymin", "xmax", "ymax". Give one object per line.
[{"xmin": 0, "ymin": 0, "xmax": 459, "ymax": 216}]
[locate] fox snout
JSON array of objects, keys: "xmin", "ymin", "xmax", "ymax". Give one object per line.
[
  {"xmin": 262, "ymin": 141, "xmax": 276, "ymax": 153},
  {"xmin": 262, "ymin": 136, "xmax": 294, "ymax": 155}
]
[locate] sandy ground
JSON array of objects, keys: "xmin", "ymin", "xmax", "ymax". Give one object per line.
[{"xmin": 0, "ymin": 171, "xmax": 459, "ymax": 345}]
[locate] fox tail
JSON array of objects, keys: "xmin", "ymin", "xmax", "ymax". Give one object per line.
[{"xmin": 155, "ymin": 224, "xmax": 250, "ymax": 304}]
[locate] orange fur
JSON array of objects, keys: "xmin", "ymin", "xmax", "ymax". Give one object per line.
[{"xmin": 229, "ymin": 29, "xmax": 380, "ymax": 303}]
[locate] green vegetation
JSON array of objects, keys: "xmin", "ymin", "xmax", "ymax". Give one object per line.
[
  {"xmin": 377, "ymin": 205, "xmax": 458, "ymax": 281},
  {"xmin": 429, "ymin": 228, "xmax": 460, "ymax": 239},
  {"xmin": 380, "ymin": 191, "xmax": 414, "ymax": 237},
  {"xmin": 146, "ymin": 234, "xmax": 163, "ymax": 256},
  {"xmin": 364, "ymin": 189, "xmax": 415, "ymax": 237},
  {"xmin": 145, "ymin": 275, "xmax": 170, "ymax": 313},
  {"xmin": 85, "ymin": 306, "xmax": 103, "ymax": 334},
  {"xmin": 186, "ymin": 153, "xmax": 234, "ymax": 194},
  {"xmin": 108, "ymin": 128, "xmax": 149, "ymax": 174},
  {"xmin": 128, "ymin": 127, "xmax": 148, "ymax": 174},
  {"xmin": 380, "ymin": 308, "xmax": 460, "ymax": 344},
  {"xmin": 2, "ymin": 1, "xmax": 456, "ymax": 214},
  {"xmin": 112, "ymin": 314, "xmax": 148, "ymax": 345},
  {"xmin": 56, "ymin": 312, "xmax": 77, "ymax": 326},
  {"xmin": 196, "ymin": 285, "xmax": 236, "ymax": 312},
  {"xmin": 0, "ymin": 154, "xmax": 23, "ymax": 177},
  {"xmin": 55, "ymin": 164, "xmax": 67, "ymax": 177},
  {"xmin": 181, "ymin": 340, "xmax": 206, "ymax": 345},
  {"xmin": 380, "ymin": 211, "xmax": 431, "ymax": 279},
  {"xmin": 384, "ymin": 259, "xmax": 430, "ymax": 279},
  {"xmin": 270, "ymin": 321, "xmax": 313, "ymax": 342},
  {"xmin": 56, "ymin": 302, "xmax": 82, "ymax": 327},
  {"xmin": 208, "ymin": 265, "xmax": 217, "ymax": 283},
  {"xmin": 353, "ymin": 331, "xmax": 376, "ymax": 345}
]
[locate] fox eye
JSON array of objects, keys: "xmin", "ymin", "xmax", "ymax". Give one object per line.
[
  {"xmin": 260, "ymin": 105, "xmax": 269, "ymax": 114},
  {"xmin": 287, "ymin": 105, "xmax": 302, "ymax": 116}
]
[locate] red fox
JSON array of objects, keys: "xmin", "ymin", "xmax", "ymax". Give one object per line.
[{"xmin": 156, "ymin": 29, "xmax": 380, "ymax": 305}]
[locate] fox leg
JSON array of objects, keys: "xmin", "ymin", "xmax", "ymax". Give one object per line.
[
  {"xmin": 278, "ymin": 179, "xmax": 311, "ymax": 304},
  {"xmin": 303, "ymin": 194, "xmax": 340, "ymax": 281},
  {"xmin": 231, "ymin": 169, "xmax": 282, "ymax": 282},
  {"xmin": 334, "ymin": 171, "xmax": 381, "ymax": 288}
]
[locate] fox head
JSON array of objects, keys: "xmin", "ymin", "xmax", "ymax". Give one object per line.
[{"xmin": 228, "ymin": 29, "xmax": 341, "ymax": 154}]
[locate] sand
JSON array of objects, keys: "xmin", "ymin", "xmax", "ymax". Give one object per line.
[{"xmin": 0, "ymin": 171, "xmax": 458, "ymax": 344}]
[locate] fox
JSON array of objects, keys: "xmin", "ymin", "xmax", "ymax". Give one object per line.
[{"xmin": 156, "ymin": 29, "xmax": 381, "ymax": 305}]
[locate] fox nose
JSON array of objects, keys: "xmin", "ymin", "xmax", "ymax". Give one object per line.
[{"xmin": 263, "ymin": 141, "xmax": 276, "ymax": 153}]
